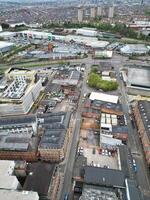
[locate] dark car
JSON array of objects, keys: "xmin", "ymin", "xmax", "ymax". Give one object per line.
[{"xmin": 64, "ymin": 193, "xmax": 69, "ymax": 200}]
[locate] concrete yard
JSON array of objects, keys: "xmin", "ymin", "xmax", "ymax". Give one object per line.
[{"xmin": 83, "ymin": 148, "xmax": 119, "ymax": 170}]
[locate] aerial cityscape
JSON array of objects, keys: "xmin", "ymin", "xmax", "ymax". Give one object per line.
[{"xmin": 0, "ymin": 0, "xmax": 150, "ymax": 200}]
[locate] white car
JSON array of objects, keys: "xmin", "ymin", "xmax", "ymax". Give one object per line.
[
  {"xmin": 105, "ymin": 149, "xmax": 108, "ymax": 156},
  {"xmin": 102, "ymin": 149, "xmax": 105, "ymax": 155}
]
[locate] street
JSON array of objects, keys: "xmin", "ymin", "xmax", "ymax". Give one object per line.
[
  {"xmin": 59, "ymin": 60, "xmax": 91, "ymax": 200},
  {"xmin": 115, "ymin": 56, "xmax": 150, "ymax": 198}
]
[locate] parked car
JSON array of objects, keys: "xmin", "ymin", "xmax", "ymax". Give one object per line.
[{"xmin": 92, "ymin": 148, "xmax": 96, "ymax": 154}]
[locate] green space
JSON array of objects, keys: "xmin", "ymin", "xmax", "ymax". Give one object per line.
[{"xmin": 88, "ymin": 68, "xmax": 118, "ymax": 92}]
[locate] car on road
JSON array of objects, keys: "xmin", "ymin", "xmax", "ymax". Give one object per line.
[
  {"xmin": 64, "ymin": 193, "xmax": 69, "ymax": 200},
  {"xmin": 132, "ymin": 159, "xmax": 137, "ymax": 172},
  {"xmin": 92, "ymin": 148, "xmax": 96, "ymax": 154}
]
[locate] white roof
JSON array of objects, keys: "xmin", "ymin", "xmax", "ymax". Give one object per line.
[
  {"xmin": 20, "ymin": 30, "xmax": 52, "ymax": 37},
  {"xmin": 90, "ymin": 92, "xmax": 119, "ymax": 104},
  {"xmin": 120, "ymin": 44, "xmax": 149, "ymax": 54},
  {"xmin": 0, "ymin": 190, "xmax": 39, "ymax": 200},
  {"xmin": 95, "ymin": 50, "xmax": 112, "ymax": 58},
  {"xmin": 101, "ymin": 135, "xmax": 122, "ymax": 146},
  {"xmin": 0, "ymin": 32, "xmax": 15, "ymax": 37},
  {"xmin": 128, "ymin": 67, "xmax": 150, "ymax": 87},
  {"xmin": 0, "ymin": 176, "xmax": 19, "ymax": 190},
  {"xmin": 102, "ymin": 71, "xmax": 110, "ymax": 76},
  {"xmin": 64, "ymin": 35, "xmax": 109, "ymax": 47},
  {"xmin": 76, "ymin": 28, "xmax": 98, "ymax": 36},
  {"xmin": 0, "ymin": 160, "xmax": 15, "ymax": 176},
  {"xmin": 0, "ymin": 41, "xmax": 14, "ymax": 49}
]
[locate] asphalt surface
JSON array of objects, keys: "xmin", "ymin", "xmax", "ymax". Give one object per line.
[
  {"xmin": 115, "ymin": 56, "xmax": 150, "ymax": 198},
  {"xmin": 59, "ymin": 60, "xmax": 91, "ymax": 200}
]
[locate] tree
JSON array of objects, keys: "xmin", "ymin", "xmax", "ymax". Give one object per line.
[
  {"xmin": 88, "ymin": 71, "xmax": 118, "ymax": 91},
  {"xmin": 1, "ymin": 23, "xmax": 9, "ymax": 29}
]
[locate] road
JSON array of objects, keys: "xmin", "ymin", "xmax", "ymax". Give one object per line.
[
  {"xmin": 114, "ymin": 56, "xmax": 150, "ymax": 198},
  {"xmin": 59, "ymin": 60, "xmax": 92, "ymax": 200}
]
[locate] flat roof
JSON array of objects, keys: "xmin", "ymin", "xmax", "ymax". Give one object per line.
[
  {"xmin": 128, "ymin": 66, "xmax": 150, "ymax": 88},
  {"xmin": 0, "ymin": 115, "xmax": 36, "ymax": 126},
  {"xmin": 84, "ymin": 166, "xmax": 125, "ymax": 188},
  {"xmin": 0, "ymin": 190, "xmax": 39, "ymax": 200},
  {"xmin": 23, "ymin": 162, "xmax": 55, "ymax": 195},
  {"xmin": 101, "ymin": 135, "xmax": 122, "ymax": 146},
  {"xmin": 90, "ymin": 92, "xmax": 119, "ymax": 104},
  {"xmin": 121, "ymin": 44, "xmax": 149, "ymax": 54},
  {"xmin": 0, "ymin": 41, "xmax": 14, "ymax": 49},
  {"xmin": 0, "ymin": 32, "xmax": 16, "ymax": 37},
  {"xmin": 81, "ymin": 185, "xmax": 119, "ymax": 200},
  {"xmin": 0, "ymin": 160, "xmax": 15, "ymax": 176},
  {"xmin": 0, "ymin": 175, "xmax": 19, "ymax": 190},
  {"xmin": 112, "ymin": 126, "xmax": 128, "ymax": 134}
]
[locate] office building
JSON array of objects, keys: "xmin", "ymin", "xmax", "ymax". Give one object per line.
[
  {"xmin": 78, "ymin": 8, "xmax": 84, "ymax": 23},
  {"xmin": 97, "ymin": 6, "xmax": 102, "ymax": 17},
  {"xmin": 108, "ymin": 6, "xmax": 114, "ymax": 18},
  {"xmin": 90, "ymin": 7, "xmax": 97, "ymax": 19}
]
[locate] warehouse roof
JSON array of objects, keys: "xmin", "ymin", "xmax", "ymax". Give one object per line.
[
  {"xmin": 0, "ymin": 160, "xmax": 15, "ymax": 176},
  {"xmin": 81, "ymin": 185, "xmax": 120, "ymax": 200},
  {"xmin": 90, "ymin": 92, "xmax": 119, "ymax": 104},
  {"xmin": 0, "ymin": 190, "xmax": 39, "ymax": 200},
  {"xmin": 23, "ymin": 162, "xmax": 55, "ymax": 196},
  {"xmin": 0, "ymin": 115, "xmax": 36, "ymax": 126},
  {"xmin": 120, "ymin": 44, "xmax": 149, "ymax": 54},
  {"xmin": 128, "ymin": 66, "xmax": 150, "ymax": 88},
  {"xmin": 0, "ymin": 41, "xmax": 14, "ymax": 49},
  {"xmin": 0, "ymin": 175, "xmax": 19, "ymax": 190},
  {"xmin": 101, "ymin": 135, "xmax": 122, "ymax": 147},
  {"xmin": 101, "ymin": 102, "xmax": 122, "ymax": 112},
  {"xmin": 84, "ymin": 166, "xmax": 125, "ymax": 188},
  {"xmin": 112, "ymin": 126, "xmax": 128, "ymax": 134},
  {"xmin": 0, "ymin": 31, "xmax": 16, "ymax": 37},
  {"xmin": 52, "ymin": 70, "xmax": 80, "ymax": 86},
  {"xmin": 138, "ymin": 101, "xmax": 150, "ymax": 141}
]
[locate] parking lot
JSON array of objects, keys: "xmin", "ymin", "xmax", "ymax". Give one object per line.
[{"xmin": 83, "ymin": 147, "xmax": 119, "ymax": 170}]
